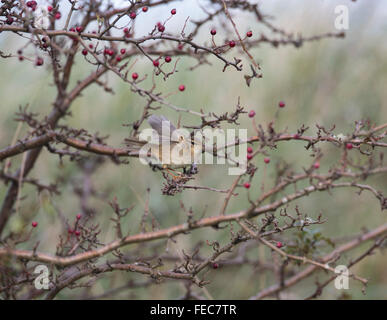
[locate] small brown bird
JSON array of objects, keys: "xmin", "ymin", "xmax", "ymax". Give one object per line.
[{"xmin": 126, "ymin": 115, "xmax": 202, "ymax": 176}]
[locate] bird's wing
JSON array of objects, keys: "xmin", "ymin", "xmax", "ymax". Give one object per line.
[{"xmin": 147, "ymin": 115, "xmax": 178, "ymax": 143}]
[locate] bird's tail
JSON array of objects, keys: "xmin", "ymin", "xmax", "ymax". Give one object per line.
[{"xmin": 124, "ymin": 137, "xmax": 147, "ymax": 152}]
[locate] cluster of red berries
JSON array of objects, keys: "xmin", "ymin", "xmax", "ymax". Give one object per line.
[
  {"xmin": 26, "ymin": 1, "xmax": 37, "ymax": 11},
  {"xmin": 247, "ymin": 147, "xmax": 253, "ymax": 160},
  {"xmin": 36, "ymin": 57, "xmax": 44, "ymax": 66},
  {"xmin": 17, "ymin": 49, "xmax": 23, "ymax": 61},
  {"xmin": 68, "ymin": 214, "xmax": 82, "ymax": 237},
  {"xmin": 152, "ymin": 56, "xmax": 172, "ymax": 65},
  {"xmin": 123, "ymin": 27, "xmax": 131, "ymax": 38},
  {"xmin": 68, "ymin": 229, "xmax": 81, "ymax": 236},
  {"xmin": 156, "ymin": 22, "xmax": 165, "ymax": 32},
  {"xmin": 104, "ymin": 48, "xmax": 115, "ymax": 56}
]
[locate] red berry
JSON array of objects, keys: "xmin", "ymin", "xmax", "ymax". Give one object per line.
[
  {"xmin": 247, "ymin": 147, "xmax": 253, "ymax": 154},
  {"xmin": 116, "ymin": 55, "xmax": 122, "ymax": 62},
  {"xmin": 244, "ymin": 182, "xmax": 251, "ymax": 189},
  {"xmin": 47, "ymin": 5, "xmax": 53, "ymax": 12},
  {"xmin": 76, "ymin": 214, "xmax": 81, "ymax": 220},
  {"xmin": 346, "ymin": 143, "xmax": 353, "ymax": 150},
  {"xmin": 278, "ymin": 101, "xmax": 286, "ymax": 108},
  {"xmin": 68, "ymin": 229, "xmax": 73, "ymax": 234},
  {"xmin": 31, "ymin": 221, "xmax": 38, "ymax": 228},
  {"xmin": 89, "ymin": 44, "xmax": 93, "ymax": 49},
  {"xmin": 178, "ymin": 84, "xmax": 185, "ymax": 92},
  {"xmin": 70, "ymin": 27, "xmax": 75, "ymax": 32},
  {"xmin": 6, "ymin": 16, "xmax": 14, "ymax": 25},
  {"xmin": 142, "ymin": 6, "xmax": 148, "ymax": 12},
  {"xmin": 165, "ymin": 56, "xmax": 171, "ymax": 63},
  {"xmin": 171, "ymin": 8, "xmax": 177, "ymax": 15},
  {"xmin": 132, "ymin": 72, "xmax": 139, "ymax": 80},
  {"xmin": 276, "ymin": 241, "xmax": 283, "ymax": 248},
  {"xmin": 129, "ymin": 12, "xmax": 136, "ymax": 19},
  {"xmin": 178, "ymin": 44, "xmax": 184, "ymax": 50},
  {"xmin": 120, "ymin": 48, "xmax": 126, "ymax": 54},
  {"xmin": 248, "ymin": 110, "xmax": 256, "ymax": 118},
  {"xmin": 123, "ymin": 27, "xmax": 129, "ymax": 34},
  {"xmin": 313, "ymin": 162, "xmax": 320, "ymax": 169},
  {"xmin": 36, "ymin": 57, "xmax": 44, "ymax": 66},
  {"xmin": 210, "ymin": 29, "xmax": 216, "ymax": 36},
  {"xmin": 229, "ymin": 40, "xmax": 236, "ymax": 48},
  {"xmin": 76, "ymin": 26, "xmax": 83, "ymax": 33},
  {"xmin": 157, "ymin": 24, "xmax": 165, "ymax": 32},
  {"xmin": 75, "ymin": 230, "xmax": 80, "ymax": 236},
  {"xmin": 212, "ymin": 263, "xmax": 219, "ymax": 269},
  {"xmin": 81, "ymin": 49, "xmax": 88, "ymax": 56},
  {"xmin": 264, "ymin": 157, "xmax": 270, "ymax": 164},
  {"xmin": 153, "ymin": 60, "xmax": 160, "ymax": 67},
  {"xmin": 55, "ymin": 12, "xmax": 61, "ymax": 20},
  {"xmin": 18, "ymin": 56, "xmax": 24, "ymax": 61},
  {"xmin": 246, "ymin": 31, "xmax": 253, "ymax": 37},
  {"xmin": 107, "ymin": 49, "xmax": 114, "ymax": 56},
  {"xmin": 247, "ymin": 154, "xmax": 253, "ymax": 160}
]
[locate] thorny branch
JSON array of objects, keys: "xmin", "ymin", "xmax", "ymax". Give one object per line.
[{"xmin": 0, "ymin": 0, "xmax": 386, "ymax": 300}]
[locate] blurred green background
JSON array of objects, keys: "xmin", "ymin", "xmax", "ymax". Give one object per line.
[{"xmin": 0, "ymin": 1, "xmax": 386, "ymax": 299}]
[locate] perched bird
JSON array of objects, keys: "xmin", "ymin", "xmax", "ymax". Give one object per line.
[{"xmin": 126, "ymin": 115, "xmax": 202, "ymax": 176}]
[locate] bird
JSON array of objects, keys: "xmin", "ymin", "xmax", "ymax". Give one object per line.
[{"xmin": 125, "ymin": 115, "xmax": 202, "ymax": 177}]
